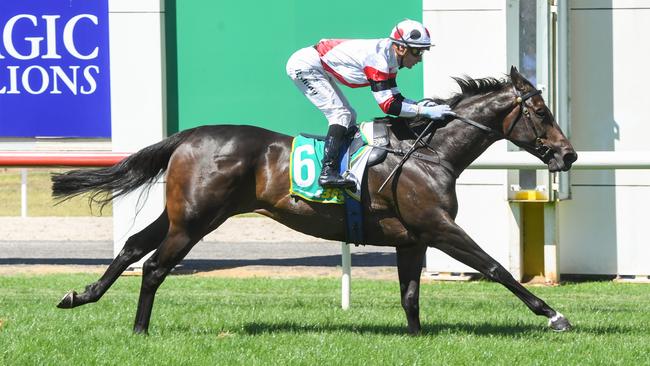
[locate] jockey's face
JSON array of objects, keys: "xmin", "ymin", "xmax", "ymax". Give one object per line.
[{"xmin": 393, "ymin": 44, "xmax": 424, "ymax": 69}]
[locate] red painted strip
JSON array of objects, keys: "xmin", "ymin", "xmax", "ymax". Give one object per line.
[
  {"xmin": 321, "ymin": 61, "xmax": 369, "ymax": 88},
  {"xmin": 0, "ymin": 152, "xmax": 130, "ymax": 167}
]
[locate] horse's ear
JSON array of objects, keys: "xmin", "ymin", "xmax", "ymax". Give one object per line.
[{"xmin": 509, "ymin": 65, "xmax": 528, "ymax": 90}]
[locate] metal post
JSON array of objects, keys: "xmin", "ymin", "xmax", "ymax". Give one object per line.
[
  {"xmin": 543, "ymin": 203, "xmax": 559, "ymax": 283},
  {"xmin": 508, "ymin": 202, "xmax": 523, "ymax": 282},
  {"xmin": 341, "ymin": 242, "xmax": 351, "ymax": 310},
  {"xmin": 20, "ymin": 168, "xmax": 27, "ymax": 218}
]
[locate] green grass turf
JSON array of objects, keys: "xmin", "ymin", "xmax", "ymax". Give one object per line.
[{"xmin": 0, "ymin": 275, "xmax": 649, "ymax": 365}]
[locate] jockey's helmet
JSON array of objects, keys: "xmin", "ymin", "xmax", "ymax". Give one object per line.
[{"xmin": 389, "ymin": 19, "xmax": 433, "ymax": 49}]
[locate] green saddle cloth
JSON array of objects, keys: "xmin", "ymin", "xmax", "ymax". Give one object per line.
[{"xmin": 289, "ymin": 123, "xmax": 372, "ymax": 204}]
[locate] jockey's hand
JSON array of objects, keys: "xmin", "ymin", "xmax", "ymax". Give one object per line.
[
  {"xmin": 419, "ymin": 104, "xmax": 456, "ymax": 120},
  {"xmin": 417, "ymin": 99, "xmax": 438, "ymax": 107}
]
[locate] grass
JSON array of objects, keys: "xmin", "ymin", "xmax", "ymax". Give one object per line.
[
  {"xmin": 0, "ymin": 275, "xmax": 649, "ymax": 365},
  {"xmin": 0, "ymin": 168, "xmax": 112, "ymax": 217}
]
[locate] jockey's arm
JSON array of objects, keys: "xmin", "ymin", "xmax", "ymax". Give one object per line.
[
  {"xmin": 369, "ymin": 81, "xmax": 419, "ymax": 117},
  {"xmin": 365, "ymin": 68, "xmax": 454, "ymax": 121},
  {"xmin": 368, "ymin": 79, "xmax": 454, "ymax": 121},
  {"xmin": 364, "ymin": 67, "xmax": 420, "ymax": 118}
]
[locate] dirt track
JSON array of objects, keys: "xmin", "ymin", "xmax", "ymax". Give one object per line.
[
  {"xmin": 0, "ymin": 216, "xmax": 330, "ymax": 242},
  {"xmin": 0, "ymin": 217, "xmax": 400, "ymax": 280}
]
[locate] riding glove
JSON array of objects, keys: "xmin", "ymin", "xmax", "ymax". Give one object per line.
[
  {"xmin": 419, "ymin": 104, "xmax": 456, "ymax": 120},
  {"xmin": 417, "ymin": 99, "xmax": 438, "ymax": 107}
]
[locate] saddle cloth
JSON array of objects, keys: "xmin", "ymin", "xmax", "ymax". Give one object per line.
[{"xmin": 289, "ymin": 121, "xmax": 389, "ymax": 204}]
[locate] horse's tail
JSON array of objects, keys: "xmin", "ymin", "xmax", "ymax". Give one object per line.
[{"xmin": 52, "ymin": 129, "xmax": 194, "ymax": 209}]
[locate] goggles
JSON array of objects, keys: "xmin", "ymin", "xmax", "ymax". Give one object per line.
[{"xmin": 409, "ymin": 47, "xmax": 426, "ymax": 57}]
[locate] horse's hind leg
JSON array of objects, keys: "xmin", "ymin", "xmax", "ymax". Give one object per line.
[
  {"xmin": 132, "ymin": 222, "xmax": 211, "ymax": 334},
  {"xmin": 132, "ymin": 203, "xmax": 238, "ymax": 334},
  {"xmin": 57, "ymin": 211, "xmax": 169, "ymax": 309},
  {"xmin": 428, "ymin": 216, "xmax": 572, "ymax": 331},
  {"xmin": 396, "ymin": 245, "xmax": 427, "ymax": 335}
]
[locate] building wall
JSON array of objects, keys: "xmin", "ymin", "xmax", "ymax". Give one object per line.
[
  {"xmin": 424, "ymin": 0, "xmax": 650, "ymax": 277},
  {"xmin": 109, "ymin": 0, "xmax": 166, "ymax": 260},
  {"xmin": 106, "ymin": 0, "xmax": 650, "ymax": 276},
  {"xmin": 169, "ymin": 0, "xmax": 423, "ymax": 136},
  {"xmin": 422, "ymin": 0, "xmax": 514, "ymax": 275},
  {"xmin": 559, "ymin": 0, "xmax": 650, "ymax": 276}
]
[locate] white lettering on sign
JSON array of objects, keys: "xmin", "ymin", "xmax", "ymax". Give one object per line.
[
  {"xmin": 42, "ymin": 15, "xmax": 61, "ymax": 59},
  {"xmin": 3, "ymin": 14, "xmax": 41, "ymax": 60},
  {"xmin": 63, "ymin": 14, "xmax": 98, "ymax": 60},
  {"xmin": 2, "ymin": 13, "xmax": 98, "ymax": 60},
  {"xmin": 0, "ymin": 13, "xmax": 102, "ymax": 95},
  {"xmin": 0, "ymin": 65, "xmax": 99, "ymax": 95},
  {"xmin": 0, "ymin": 66, "xmax": 19, "ymax": 94}
]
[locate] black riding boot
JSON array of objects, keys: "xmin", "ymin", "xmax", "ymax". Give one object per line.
[{"xmin": 319, "ymin": 124, "xmax": 356, "ymax": 189}]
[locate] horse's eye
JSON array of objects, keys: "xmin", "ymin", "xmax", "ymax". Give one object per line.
[{"xmin": 534, "ymin": 109, "xmax": 546, "ymax": 118}]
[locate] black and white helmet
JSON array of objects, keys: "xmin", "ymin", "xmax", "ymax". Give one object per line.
[{"xmin": 389, "ymin": 19, "xmax": 433, "ymax": 48}]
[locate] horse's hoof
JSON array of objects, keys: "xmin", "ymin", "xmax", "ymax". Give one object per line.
[
  {"xmin": 548, "ymin": 313, "xmax": 572, "ymax": 332},
  {"xmin": 57, "ymin": 291, "xmax": 77, "ymax": 309},
  {"xmin": 133, "ymin": 326, "xmax": 149, "ymax": 335}
]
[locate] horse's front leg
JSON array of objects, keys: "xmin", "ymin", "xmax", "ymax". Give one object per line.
[
  {"xmin": 396, "ymin": 245, "xmax": 427, "ymax": 335},
  {"xmin": 427, "ymin": 215, "xmax": 571, "ymax": 332}
]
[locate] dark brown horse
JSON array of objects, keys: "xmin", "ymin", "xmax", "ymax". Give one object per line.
[{"xmin": 53, "ymin": 67, "xmax": 577, "ymax": 335}]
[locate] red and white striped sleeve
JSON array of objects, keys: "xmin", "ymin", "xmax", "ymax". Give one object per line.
[{"xmin": 364, "ymin": 57, "xmax": 418, "ymax": 117}]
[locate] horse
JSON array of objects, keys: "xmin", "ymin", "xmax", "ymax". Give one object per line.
[{"xmin": 53, "ymin": 66, "xmax": 577, "ymax": 335}]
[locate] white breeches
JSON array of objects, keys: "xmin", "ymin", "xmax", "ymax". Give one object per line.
[{"xmin": 286, "ymin": 46, "xmax": 357, "ymax": 128}]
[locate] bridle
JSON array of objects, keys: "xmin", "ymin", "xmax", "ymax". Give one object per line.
[
  {"xmin": 453, "ymin": 86, "xmax": 553, "ymax": 161},
  {"xmin": 506, "ymin": 87, "xmax": 553, "ymax": 161},
  {"xmin": 377, "ymin": 84, "xmax": 553, "ymax": 191}
]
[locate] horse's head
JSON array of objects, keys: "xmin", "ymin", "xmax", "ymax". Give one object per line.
[{"xmin": 505, "ymin": 66, "xmax": 577, "ymax": 172}]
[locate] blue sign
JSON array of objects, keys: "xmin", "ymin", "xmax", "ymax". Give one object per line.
[{"xmin": 0, "ymin": 0, "xmax": 110, "ymax": 138}]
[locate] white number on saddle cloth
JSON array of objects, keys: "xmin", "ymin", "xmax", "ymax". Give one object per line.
[{"xmin": 293, "ymin": 144, "xmax": 316, "ymax": 187}]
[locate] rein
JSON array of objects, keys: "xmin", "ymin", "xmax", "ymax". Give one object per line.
[
  {"xmin": 375, "ymin": 86, "xmax": 550, "ymax": 190},
  {"xmin": 454, "ymin": 88, "xmax": 542, "ymax": 138},
  {"xmin": 448, "ymin": 87, "xmax": 552, "ymax": 161},
  {"xmin": 377, "ymin": 120, "xmax": 437, "ymax": 192}
]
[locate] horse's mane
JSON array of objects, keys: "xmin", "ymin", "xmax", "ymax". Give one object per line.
[
  {"xmin": 373, "ymin": 76, "xmax": 510, "ymax": 128},
  {"xmin": 431, "ymin": 76, "xmax": 510, "ymax": 108}
]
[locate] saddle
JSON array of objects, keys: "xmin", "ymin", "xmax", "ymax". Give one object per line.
[{"xmin": 293, "ymin": 120, "xmax": 391, "ymax": 244}]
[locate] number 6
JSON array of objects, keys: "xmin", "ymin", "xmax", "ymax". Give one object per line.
[{"xmin": 293, "ymin": 144, "xmax": 316, "ymax": 187}]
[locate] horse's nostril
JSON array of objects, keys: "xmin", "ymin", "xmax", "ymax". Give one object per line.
[{"xmin": 564, "ymin": 152, "xmax": 578, "ymax": 165}]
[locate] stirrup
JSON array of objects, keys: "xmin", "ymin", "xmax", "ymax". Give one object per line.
[{"xmin": 319, "ymin": 173, "xmax": 356, "ymax": 191}]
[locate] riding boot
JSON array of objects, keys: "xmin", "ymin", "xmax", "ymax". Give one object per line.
[{"xmin": 319, "ymin": 124, "xmax": 356, "ymax": 190}]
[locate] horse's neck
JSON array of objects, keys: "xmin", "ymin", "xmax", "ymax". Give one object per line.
[{"xmin": 431, "ymin": 92, "xmax": 512, "ymax": 174}]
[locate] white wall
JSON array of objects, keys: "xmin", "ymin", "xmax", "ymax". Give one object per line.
[
  {"xmin": 422, "ymin": 0, "xmax": 650, "ymax": 278},
  {"xmin": 559, "ymin": 0, "xmax": 650, "ymax": 276},
  {"xmin": 422, "ymin": 0, "xmax": 514, "ymax": 276},
  {"xmin": 109, "ymin": 0, "xmax": 166, "ymax": 262}
]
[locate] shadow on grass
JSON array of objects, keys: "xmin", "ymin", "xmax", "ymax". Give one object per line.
[
  {"xmin": 240, "ymin": 320, "xmax": 643, "ymax": 337},
  {"xmin": 0, "ymin": 252, "xmax": 396, "ymax": 271},
  {"xmin": 242, "ymin": 321, "xmax": 542, "ymax": 336},
  {"xmin": 147, "ymin": 320, "xmax": 643, "ymax": 337}
]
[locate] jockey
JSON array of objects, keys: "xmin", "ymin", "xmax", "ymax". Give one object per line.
[{"xmin": 286, "ymin": 19, "xmax": 455, "ymax": 190}]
